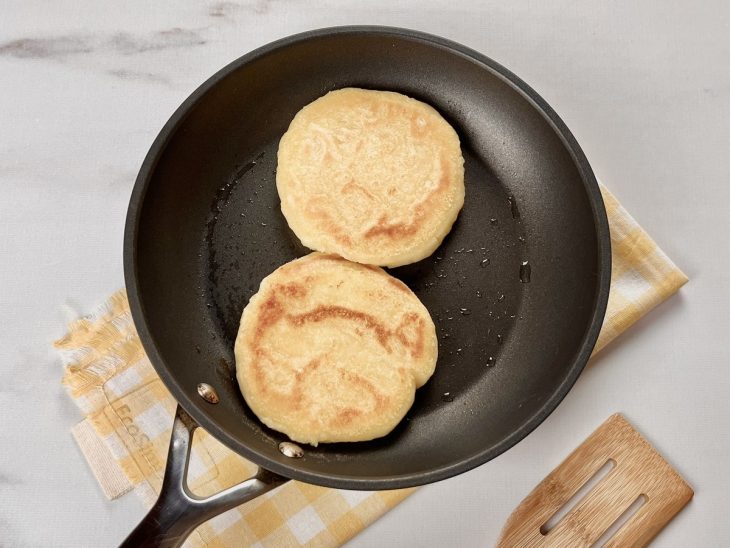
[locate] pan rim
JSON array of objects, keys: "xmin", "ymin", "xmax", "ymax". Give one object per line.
[{"xmin": 124, "ymin": 25, "xmax": 611, "ymax": 490}]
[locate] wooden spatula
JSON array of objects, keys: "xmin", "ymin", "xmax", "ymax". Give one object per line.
[{"xmin": 497, "ymin": 414, "xmax": 692, "ymax": 547}]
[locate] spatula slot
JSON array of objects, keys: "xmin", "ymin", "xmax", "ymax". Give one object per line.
[
  {"xmin": 497, "ymin": 415, "xmax": 692, "ymax": 547},
  {"xmin": 540, "ymin": 459, "xmax": 616, "ymax": 535},
  {"xmin": 591, "ymin": 493, "xmax": 647, "ymax": 548}
]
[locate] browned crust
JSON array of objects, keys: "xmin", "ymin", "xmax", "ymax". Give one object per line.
[
  {"xmin": 252, "ymin": 296, "xmax": 424, "ymax": 357},
  {"xmin": 363, "ymin": 154, "xmax": 452, "ymax": 241},
  {"xmin": 245, "ymin": 269, "xmax": 428, "ymax": 430},
  {"xmin": 305, "ymin": 204, "xmax": 353, "ymax": 247},
  {"xmin": 395, "ymin": 312, "xmax": 426, "ymax": 360},
  {"xmin": 290, "ymin": 305, "xmax": 393, "ymax": 351},
  {"xmin": 341, "ymin": 179, "xmax": 377, "ymax": 201},
  {"xmin": 279, "ymin": 282, "xmax": 307, "ymax": 299},
  {"xmin": 328, "ymin": 370, "xmax": 389, "ymax": 428}
]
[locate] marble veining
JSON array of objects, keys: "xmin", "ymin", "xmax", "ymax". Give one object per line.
[
  {"xmin": 0, "ymin": 36, "xmax": 93, "ymax": 59},
  {"xmin": 108, "ymin": 28, "xmax": 207, "ymax": 55},
  {"xmin": 209, "ymin": 0, "xmax": 275, "ymax": 17},
  {"xmin": 107, "ymin": 68, "xmax": 172, "ymax": 85},
  {"xmin": 208, "ymin": 1, "xmax": 241, "ymax": 17},
  {"xmin": 0, "ymin": 27, "xmax": 207, "ymax": 61}
]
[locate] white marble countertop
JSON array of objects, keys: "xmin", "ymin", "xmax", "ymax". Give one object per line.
[{"xmin": 2, "ymin": 1, "xmax": 729, "ymax": 546}]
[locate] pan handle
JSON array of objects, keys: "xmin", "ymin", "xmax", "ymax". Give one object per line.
[{"xmin": 120, "ymin": 405, "xmax": 289, "ymax": 548}]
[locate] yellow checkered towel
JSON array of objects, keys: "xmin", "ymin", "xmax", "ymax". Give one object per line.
[{"xmin": 57, "ymin": 185, "xmax": 686, "ymax": 547}]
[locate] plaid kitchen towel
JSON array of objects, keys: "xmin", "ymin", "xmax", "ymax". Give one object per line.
[{"xmin": 56, "ymin": 184, "xmax": 687, "ymax": 547}]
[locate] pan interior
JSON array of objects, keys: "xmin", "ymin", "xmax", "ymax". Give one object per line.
[{"xmin": 130, "ymin": 29, "xmax": 607, "ymax": 488}]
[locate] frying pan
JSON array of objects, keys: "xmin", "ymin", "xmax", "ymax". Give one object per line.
[{"xmin": 122, "ymin": 26, "xmax": 611, "ymax": 546}]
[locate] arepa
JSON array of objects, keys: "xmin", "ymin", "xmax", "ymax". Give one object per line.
[
  {"xmin": 234, "ymin": 252, "xmax": 438, "ymax": 445},
  {"xmin": 276, "ymin": 88, "xmax": 465, "ymax": 267}
]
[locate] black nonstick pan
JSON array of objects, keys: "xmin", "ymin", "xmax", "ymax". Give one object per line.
[{"xmin": 122, "ymin": 26, "xmax": 611, "ymax": 546}]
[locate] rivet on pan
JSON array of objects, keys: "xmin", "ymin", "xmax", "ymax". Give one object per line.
[
  {"xmin": 278, "ymin": 441, "xmax": 304, "ymax": 458},
  {"xmin": 197, "ymin": 383, "xmax": 219, "ymax": 404}
]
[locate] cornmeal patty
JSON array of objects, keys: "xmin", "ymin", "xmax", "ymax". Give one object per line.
[
  {"xmin": 276, "ymin": 88, "xmax": 465, "ymax": 267},
  {"xmin": 234, "ymin": 253, "xmax": 438, "ymax": 445}
]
